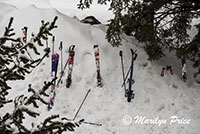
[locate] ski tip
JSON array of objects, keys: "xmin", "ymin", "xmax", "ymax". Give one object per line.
[
  {"xmin": 69, "ymin": 45, "xmax": 75, "ymax": 51},
  {"xmin": 97, "ymin": 84, "xmax": 103, "ymax": 88},
  {"xmin": 94, "ymin": 45, "xmax": 98, "ymax": 48}
]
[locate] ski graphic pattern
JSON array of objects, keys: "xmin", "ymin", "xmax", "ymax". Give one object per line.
[
  {"xmin": 181, "ymin": 58, "xmax": 187, "ymax": 82},
  {"xmin": 22, "ymin": 26, "xmax": 28, "ymax": 43},
  {"xmin": 94, "ymin": 45, "xmax": 103, "ymax": 87},
  {"xmin": 48, "ymin": 53, "xmax": 59, "ymax": 111},
  {"xmin": 66, "ymin": 45, "xmax": 75, "ymax": 88}
]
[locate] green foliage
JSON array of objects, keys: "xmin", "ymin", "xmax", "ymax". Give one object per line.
[
  {"xmin": 34, "ymin": 115, "xmax": 78, "ymax": 134},
  {"xmin": 106, "ymin": 17, "xmax": 122, "ymax": 47},
  {"xmin": 78, "ymin": 0, "xmax": 200, "ymax": 76},
  {"xmin": 78, "ymin": 0, "xmax": 93, "ymax": 9},
  {"xmin": 0, "ymin": 16, "xmax": 78, "ymax": 133},
  {"xmin": 144, "ymin": 43, "xmax": 165, "ymax": 61}
]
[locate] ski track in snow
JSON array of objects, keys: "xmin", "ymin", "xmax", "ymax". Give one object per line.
[{"xmin": 0, "ymin": 2, "xmax": 200, "ymax": 134}]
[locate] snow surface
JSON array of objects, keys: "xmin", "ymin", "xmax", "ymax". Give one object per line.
[
  {"xmin": 0, "ymin": 0, "xmax": 113, "ymax": 23},
  {"xmin": 0, "ymin": 1, "xmax": 200, "ymax": 134}
]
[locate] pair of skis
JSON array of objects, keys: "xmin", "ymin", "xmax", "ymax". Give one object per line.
[
  {"xmin": 160, "ymin": 58, "xmax": 187, "ymax": 82},
  {"xmin": 161, "ymin": 66, "xmax": 173, "ymax": 77},
  {"xmin": 58, "ymin": 45, "xmax": 103, "ymax": 88},
  {"xmin": 120, "ymin": 49, "xmax": 137, "ymax": 102},
  {"xmin": 47, "ymin": 44, "xmax": 103, "ymax": 110},
  {"xmin": 56, "ymin": 44, "xmax": 75, "ymax": 88},
  {"xmin": 48, "ymin": 43, "xmax": 75, "ymax": 110}
]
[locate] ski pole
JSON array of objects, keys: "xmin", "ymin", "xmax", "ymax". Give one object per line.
[
  {"xmin": 73, "ymin": 89, "xmax": 91, "ymax": 121},
  {"xmin": 51, "ymin": 36, "xmax": 55, "ymax": 75},
  {"xmin": 45, "ymin": 34, "xmax": 48, "ymax": 48},
  {"xmin": 57, "ymin": 59, "xmax": 69, "ymax": 87},
  {"xmin": 59, "ymin": 41, "xmax": 63, "ymax": 74},
  {"xmin": 79, "ymin": 119, "xmax": 102, "ymax": 126},
  {"xmin": 121, "ymin": 49, "xmax": 137, "ymax": 87},
  {"xmin": 52, "ymin": 36, "xmax": 55, "ymax": 55},
  {"xmin": 119, "ymin": 51, "xmax": 127, "ymax": 91}
]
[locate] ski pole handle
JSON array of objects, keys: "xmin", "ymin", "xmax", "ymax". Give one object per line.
[
  {"xmin": 119, "ymin": 51, "xmax": 123, "ymax": 56},
  {"xmin": 130, "ymin": 49, "xmax": 137, "ymax": 54},
  {"xmin": 134, "ymin": 53, "xmax": 138, "ymax": 60},
  {"xmin": 59, "ymin": 41, "xmax": 63, "ymax": 50},
  {"xmin": 52, "ymin": 36, "xmax": 55, "ymax": 42}
]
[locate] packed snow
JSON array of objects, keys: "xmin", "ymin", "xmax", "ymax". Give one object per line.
[
  {"xmin": 0, "ymin": 0, "xmax": 113, "ymax": 23},
  {"xmin": 0, "ymin": 1, "xmax": 200, "ymax": 134}
]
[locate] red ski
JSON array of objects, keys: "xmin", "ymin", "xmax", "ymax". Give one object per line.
[
  {"xmin": 94, "ymin": 45, "xmax": 103, "ymax": 87},
  {"xmin": 66, "ymin": 45, "xmax": 75, "ymax": 88}
]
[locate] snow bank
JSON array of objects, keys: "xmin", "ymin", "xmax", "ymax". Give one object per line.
[
  {"xmin": 0, "ymin": 3, "xmax": 200, "ymax": 134},
  {"xmin": 0, "ymin": 0, "xmax": 113, "ymax": 23}
]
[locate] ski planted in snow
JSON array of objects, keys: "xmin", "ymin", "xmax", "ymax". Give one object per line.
[
  {"xmin": 161, "ymin": 66, "xmax": 173, "ymax": 77},
  {"xmin": 181, "ymin": 58, "xmax": 187, "ymax": 82},
  {"xmin": 56, "ymin": 41, "xmax": 66, "ymax": 87},
  {"xmin": 120, "ymin": 49, "xmax": 137, "ymax": 102},
  {"xmin": 22, "ymin": 26, "xmax": 28, "ymax": 43},
  {"xmin": 48, "ymin": 53, "xmax": 59, "ymax": 110},
  {"xmin": 66, "ymin": 45, "xmax": 75, "ymax": 88},
  {"xmin": 21, "ymin": 26, "xmax": 33, "ymax": 60},
  {"xmin": 94, "ymin": 45, "xmax": 103, "ymax": 87}
]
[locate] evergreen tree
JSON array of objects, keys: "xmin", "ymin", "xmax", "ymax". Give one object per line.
[
  {"xmin": 0, "ymin": 17, "xmax": 78, "ymax": 133},
  {"xmin": 78, "ymin": 0, "xmax": 200, "ymax": 76}
]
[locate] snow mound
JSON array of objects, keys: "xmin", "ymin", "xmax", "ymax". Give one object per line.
[
  {"xmin": 0, "ymin": 4, "xmax": 200, "ymax": 134},
  {"xmin": 0, "ymin": 0, "xmax": 52, "ymax": 8}
]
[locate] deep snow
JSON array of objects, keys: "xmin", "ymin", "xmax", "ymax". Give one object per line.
[{"xmin": 0, "ymin": 1, "xmax": 200, "ymax": 134}]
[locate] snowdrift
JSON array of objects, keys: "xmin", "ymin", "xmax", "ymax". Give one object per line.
[{"xmin": 0, "ymin": 2, "xmax": 200, "ymax": 134}]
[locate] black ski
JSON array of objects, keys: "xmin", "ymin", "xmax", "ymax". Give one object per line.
[{"xmin": 120, "ymin": 49, "xmax": 137, "ymax": 102}]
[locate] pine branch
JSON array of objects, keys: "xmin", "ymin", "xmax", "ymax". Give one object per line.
[{"xmin": 33, "ymin": 115, "xmax": 77, "ymax": 134}]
